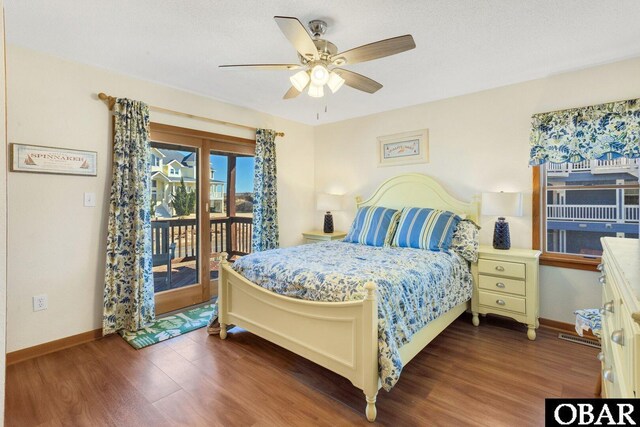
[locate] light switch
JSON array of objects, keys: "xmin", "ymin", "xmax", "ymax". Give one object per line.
[{"xmin": 84, "ymin": 192, "xmax": 96, "ymax": 207}]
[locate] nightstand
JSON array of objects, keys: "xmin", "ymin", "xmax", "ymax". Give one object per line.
[
  {"xmin": 302, "ymin": 230, "xmax": 347, "ymax": 244},
  {"xmin": 471, "ymin": 246, "xmax": 541, "ymax": 340}
]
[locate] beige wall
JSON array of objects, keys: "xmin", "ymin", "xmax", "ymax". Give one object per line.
[
  {"xmin": 6, "ymin": 46, "xmax": 315, "ymax": 352},
  {"xmin": 6, "ymin": 42, "xmax": 639, "ymax": 354},
  {"xmin": 0, "ymin": 2, "xmax": 6, "ymax": 422},
  {"xmin": 315, "ymin": 57, "xmax": 640, "ymax": 323}
]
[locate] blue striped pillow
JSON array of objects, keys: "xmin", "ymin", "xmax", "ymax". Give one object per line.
[
  {"xmin": 391, "ymin": 208, "xmax": 461, "ymax": 251},
  {"xmin": 344, "ymin": 206, "xmax": 399, "ymax": 247}
]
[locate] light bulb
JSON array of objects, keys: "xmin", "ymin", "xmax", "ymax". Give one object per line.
[
  {"xmin": 310, "ymin": 65, "xmax": 330, "ymax": 86},
  {"xmin": 327, "ymin": 72, "xmax": 345, "ymax": 93},
  {"xmin": 289, "ymin": 70, "xmax": 310, "ymax": 92},
  {"xmin": 308, "ymin": 84, "xmax": 324, "ymax": 98}
]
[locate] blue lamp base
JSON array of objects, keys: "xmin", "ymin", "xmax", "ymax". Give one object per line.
[
  {"xmin": 493, "ymin": 217, "xmax": 511, "ymax": 250},
  {"xmin": 323, "ymin": 211, "xmax": 334, "ymax": 233}
]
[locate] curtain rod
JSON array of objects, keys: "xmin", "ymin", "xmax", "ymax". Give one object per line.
[{"xmin": 97, "ymin": 93, "xmax": 285, "ymax": 137}]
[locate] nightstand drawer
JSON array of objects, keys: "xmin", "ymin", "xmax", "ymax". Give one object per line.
[
  {"xmin": 478, "ymin": 290, "xmax": 526, "ymax": 314},
  {"xmin": 478, "ymin": 275, "xmax": 526, "ymax": 296},
  {"xmin": 478, "ymin": 259, "xmax": 525, "ymax": 279}
]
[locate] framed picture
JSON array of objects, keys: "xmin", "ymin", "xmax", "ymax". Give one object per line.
[
  {"xmin": 377, "ymin": 129, "xmax": 429, "ymax": 167},
  {"xmin": 10, "ymin": 143, "xmax": 97, "ymax": 176}
]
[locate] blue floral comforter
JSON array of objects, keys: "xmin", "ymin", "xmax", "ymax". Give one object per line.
[{"xmin": 232, "ymin": 241, "xmax": 473, "ymax": 391}]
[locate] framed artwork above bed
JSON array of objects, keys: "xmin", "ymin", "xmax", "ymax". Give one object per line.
[{"xmin": 377, "ymin": 129, "xmax": 428, "ymax": 167}]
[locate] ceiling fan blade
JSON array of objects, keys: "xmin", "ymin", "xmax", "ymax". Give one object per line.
[
  {"xmin": 332, "ymin": 35, "xmax": 416, "ymax": 65},
  {"xmin": 333, "ymin": 69, "xmax": 383, "ymax": 94},
  {"xmin": 283, "ymin": 86, "xmax": 302, "ymax": 99},
  {"xmin": 219, "ymin": 63, "xmax": 302, "ymax": 70},
  {"xmin": 274, "ymin": 16, "xmax": 319, "ymax": 60}
]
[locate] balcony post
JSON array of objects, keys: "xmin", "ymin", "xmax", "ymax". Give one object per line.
[{"xmin": 226, "ymin": 156, "xmax": 237, "ymax": 258}]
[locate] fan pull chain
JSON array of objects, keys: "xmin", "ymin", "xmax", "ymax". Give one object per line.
[{"xmin": 316, "ymin": 105, "xmax": 328, "ymax": 120}]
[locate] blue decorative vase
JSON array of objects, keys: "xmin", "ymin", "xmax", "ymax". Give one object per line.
[{"xmin": 493, "ymin": 217, "xmax": 511, "ymax": 250}]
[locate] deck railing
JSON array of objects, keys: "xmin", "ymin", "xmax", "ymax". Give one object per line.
[
  {"xmin": 547, "ymin": 204, "xmax": 639, "ymax": 223},
  {"xmin": 547, "ymin": 158, "xmax": 640, "ymax": 175},
  {"xmin": 626, "ymin": 205, "xmax": 640, "ymax": 222},
  {"xmin": 152, "ymin": 216, "xmax": 253, "ymax": 261}
]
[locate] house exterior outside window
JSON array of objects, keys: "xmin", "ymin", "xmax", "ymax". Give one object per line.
[
  {"xmin": 149, "ymin": 147, "xmax": 226, "ymax": 218},
  {"xmin": 534, "ymin": 158, "xmax": 640, "ymax": 270}
]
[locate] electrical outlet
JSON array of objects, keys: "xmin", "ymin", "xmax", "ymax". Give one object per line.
[{"xmin": 33, "ymin": 294, "xmax": 48, "ymax": 312}]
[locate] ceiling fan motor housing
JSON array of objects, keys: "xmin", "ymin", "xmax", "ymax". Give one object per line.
[{"xmin": 308, "ymin": 19, "xmax": 327, "ymax": 38}]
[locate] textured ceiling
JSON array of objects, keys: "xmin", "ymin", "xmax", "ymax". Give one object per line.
[{"xmin": 5, "ymin": 1, "xmax": 640, "ymax": 125}]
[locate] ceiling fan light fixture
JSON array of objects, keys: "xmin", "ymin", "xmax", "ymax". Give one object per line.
[
  {"xmin": 289, "ymin": 70, "xmax": 310, "ymax": 91},
  {"xmin": 310, "ymin": 65, "xmax": 330, "ymax": 86},
  {"xmin": 308, "ymin": 83, "xmax": 324, "ymax": 98},
  {"xmin": 327, "ymin": 72, "xmax": 345, "ymax": 93}
]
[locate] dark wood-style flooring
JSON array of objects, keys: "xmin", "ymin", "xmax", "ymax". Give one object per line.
[{"xmin": 6, "ymin": 314, "xmax": 600, "ymax": 426}]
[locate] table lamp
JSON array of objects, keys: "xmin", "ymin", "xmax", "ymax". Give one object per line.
[
  {"xmin": 481, "ymin": 192, "xmax": 523, "ymax": 250},
  {"xmin": 316, "ymin": 193, "xmax": 343, "ymax": 233}
]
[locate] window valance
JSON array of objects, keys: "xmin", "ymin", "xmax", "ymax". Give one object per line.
[{"xmin": 529, "ymin": 98, "xmax": 640, "ymax": 165}]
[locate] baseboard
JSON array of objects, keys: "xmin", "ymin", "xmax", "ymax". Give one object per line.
[
  {"xmin": 6, "ymin": 328, "xmax": 103, "ymax": 366},
  {"xmin": 3, "ymin": 317, "xmax": 594, "ymax": 366},
  {"xmin": 539, "ymin": 317, "xmax": 597, "ymax": 339}
]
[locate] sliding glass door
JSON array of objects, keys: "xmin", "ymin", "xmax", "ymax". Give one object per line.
[
  {"xmin": 208, "ymin": 152, "xmax": 255, "ymax": 282},
  {"xmin": 150, "ymin": 143, "xmax": 200, "ymax": 290},
  {"xmin": 148, "ymin": 123, "xmax": 255, "ymax": 314}
]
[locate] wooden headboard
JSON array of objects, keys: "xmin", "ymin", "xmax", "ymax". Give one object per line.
[{"xmin": 356, "ymin": 173, "xmax": 480, "ymax": 223}]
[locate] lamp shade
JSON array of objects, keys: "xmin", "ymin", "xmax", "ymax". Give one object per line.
[
  {"xmin": 316, "ymin": 193, "xmax": 343, "ymax": 211},
  {"xmin": 310, "ymin": 65, "xmax": 330, "ymax": 86},
  {"xmin": 308, "ymin": 83, "xmax": 324, "ymax": 98},
  {"xmin": 290, "ymin": 70, "xmax": 310, "ymax": 92},
  {"xmin": 481, "ymin": 192, "xmax": 523, "ymax": 217},
  {"xmin": 327, "ymin": 72, "xmax": 345, "ymax": 93}
]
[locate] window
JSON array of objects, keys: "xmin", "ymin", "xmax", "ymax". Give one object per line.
[
  {"xmin": 151, "ymin": 154, "xmax": 160, "ymax": 167},
  {"xmin": 533, "ymin": 159, "xmax": 640, "ymax": 270},
  {"xmin": 169, "ymin": 166, "xmax": 179, "ymax": 176}
]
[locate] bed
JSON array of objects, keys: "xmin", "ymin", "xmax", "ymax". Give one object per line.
[{"xmin": 217, "ymin": 173, "xmax": 480, "ymax": 422}]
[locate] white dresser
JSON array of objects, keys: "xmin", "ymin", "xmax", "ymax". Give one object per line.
[{"xmin": 600, "ymin": 237, "xmax": 640, "ymax": 398}]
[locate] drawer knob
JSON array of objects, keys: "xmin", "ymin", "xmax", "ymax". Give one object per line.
[
  {"xmin": 597, "ymin": 352, "xmax": 605, "ymax": 362},
  {"xmin": 600, "ymin": 301, "xmax": 614, "ymax": 315},
  {"xmin": 599, "ymin": 276, "xmax": 606, "ymax": 285},
  {"xmin": 495, "ymin": 266, "xmax": 505, "ymax": 272},
  {"xmin": 495, "ymin": 282, "xmax": 506, "ymax": 289},
  {"xmin": 603, "ymin": 369, "xmax": 614, "ymax": 383},
  {"xmin": 496, "ymin": 299, "xmax": 506, "ymax": 306},
  {"xmin": 597, "ymin": 263, "xmax": 603, "ymax": 272},
  {"xmin": 611, "ymin": 330, "xmax": 624, "ymax": 346}
]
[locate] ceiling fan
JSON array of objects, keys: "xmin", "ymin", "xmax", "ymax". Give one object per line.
[{"xmin": 220, "ymin": 16, "xmax": 416, "ymax": 99}]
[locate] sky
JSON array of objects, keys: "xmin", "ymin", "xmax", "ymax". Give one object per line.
[{"xmin": 210, "ymin": 154, "xmax": 254, "ymax": 193}]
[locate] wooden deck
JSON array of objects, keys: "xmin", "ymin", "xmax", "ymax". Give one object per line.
[{"xmin": 153, "ymin": 259, "xmax": 219, "ymax": 293}]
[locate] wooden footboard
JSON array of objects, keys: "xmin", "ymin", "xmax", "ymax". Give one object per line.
[
  {"xmin": 218, "ymin": 258, "xmax": 380, "ymax": 421},
  {"xmin": 217, "ymin": 258, "xmax": 469, "ymax": 422}
]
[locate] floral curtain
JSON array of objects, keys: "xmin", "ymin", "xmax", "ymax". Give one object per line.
[
  {"xmin": 103, "ymin": 98, "xmax": 155, "ymax": 335},
  {"xmin": 529, "ymin": 98, "xmax": 640, "ymax": 165},
  {"xmin": 252, "ymin": 129, "xmax": 279, "ymax": 252}
]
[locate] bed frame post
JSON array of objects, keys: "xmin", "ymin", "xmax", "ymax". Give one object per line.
[
  {"xmin": 362, "ymin": 282, "xmax": 378, "ymax": 422},
  {"xmin": 218, "ymin": 253, "xmax": 229, "ymax": 340}
]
